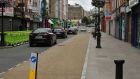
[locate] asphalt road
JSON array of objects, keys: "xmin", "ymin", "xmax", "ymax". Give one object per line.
[{"xmin": 0, "ymin": 35, "xmax": 74, "ymax": 73}]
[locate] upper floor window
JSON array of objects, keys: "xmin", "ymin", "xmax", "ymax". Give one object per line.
[{"xmin": 33, "ymin": 2, "xmax": 37, "ymax": 7}]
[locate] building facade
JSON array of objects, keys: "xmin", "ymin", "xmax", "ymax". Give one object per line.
[
  {"xmin": 105, "ymin": 0, "xmax": 127, "ymax": 39},
  {"xmin": 49, "ymin": 0, "xmax": 68, "ymax": 20},
  {"xmin": 129, "ymin": 0, "xmax": 140, "ymax": 48},
  {"xmin": 104, "ymin": 0, "xmax": 140, "ymax": 48},
  {"xmin": 68, "ymin": 4, "xmax": 84, "ymax": 20},
  {"xmin": 0, "ymin": 0, "xmax": 46, "ymax": 31}
]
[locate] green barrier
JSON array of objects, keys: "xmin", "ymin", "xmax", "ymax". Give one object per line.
[{"xmin": 5, "ymin": 31, "xmax": 31, "ymax": 45}]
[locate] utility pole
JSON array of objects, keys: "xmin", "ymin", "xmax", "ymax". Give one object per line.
[{"xmin": 0, "ymin": 0, "xmax": 6, "ymax": 46}]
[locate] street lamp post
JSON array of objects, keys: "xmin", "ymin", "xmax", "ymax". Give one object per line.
[
  {"xmin": 96, "ymin": 6, "xmax": 101, "ymax": 48},
  {"xmin": 0, "ymin": 1, "xmax": 6, "ymax": 46},
  {"xmin": 92, "ymin": 0, "xmax": 105, "ymax": 48}
]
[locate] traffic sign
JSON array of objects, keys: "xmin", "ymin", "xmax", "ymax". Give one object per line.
[
  {"xmin": 31, "ymin": 56, "xmax": 37, "ymax": 63},
  {"xmin": 29, "ymin": 53, "xmax": 38, "ymax": 79}
]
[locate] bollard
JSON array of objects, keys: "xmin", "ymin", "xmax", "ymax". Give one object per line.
[
  {"xmin": 114, "ymin": 60, "xmax": 125, "ymax": 79},
  {"xmin": 96, "ymin": 30, "xmax": 101, "ymax": 48}
]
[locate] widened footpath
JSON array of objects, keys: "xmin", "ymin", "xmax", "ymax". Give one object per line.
[
  {"xmin": 85, "ymin": 33, "xmax": 140, "ymax": 79},
  {"xmin": 1, "ymin": 33, "xmax": 90, "ymax": 79}
]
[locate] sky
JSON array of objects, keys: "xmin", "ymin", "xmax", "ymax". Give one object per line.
[{"xmin": 68, "ymin": 0, "xmax": 94, "ymax": 11}]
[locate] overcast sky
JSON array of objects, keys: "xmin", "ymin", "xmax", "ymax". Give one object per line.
[{"xmin": 68, "ymin": 0, "xmax": 93, "ymax": 11}]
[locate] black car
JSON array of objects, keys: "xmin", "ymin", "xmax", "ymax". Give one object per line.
[
  {"xmin": 29, "ymin": 28, "xmax": 57, "ymax": 47},
  {"xmin": 53, "ymin": 28, "xmax": 67, "ymax": 38},
  {"xmin": 67, "ymin": 27, "xmax": 78, "ymax": 34}
]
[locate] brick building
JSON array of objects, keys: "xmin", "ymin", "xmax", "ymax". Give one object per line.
[{"xmin": 68, "ymin": 4, "xmax": 84, "ymax": 20}]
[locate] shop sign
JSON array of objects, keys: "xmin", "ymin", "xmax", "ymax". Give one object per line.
[
  {"xmin": 0, "ymin": 7, "xmax": 13, "ymax": 16},
  {"xmin": 129, "ymin": 0, "xmax": 139, "ymax": 8},
  {"xmin": 105, "ymin": 16, "xmax": 112, "ymax": 20},
  {"xmin": 0, "ymin": 8, "xmax": 5, "ymax": 12}
]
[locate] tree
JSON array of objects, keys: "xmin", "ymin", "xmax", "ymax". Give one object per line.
[{"xmin": 81, "ymin": 16, "xmax": 91, "ymax": 25}]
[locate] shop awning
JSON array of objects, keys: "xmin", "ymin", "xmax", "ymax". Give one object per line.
[{"xmin": 48, "ymin": 19, "xmax": 54, "ymax": 24}]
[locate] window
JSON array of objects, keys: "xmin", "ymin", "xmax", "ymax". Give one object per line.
[{"xmin": 33, "ymin": 2, "xmax": 37, "ymax": 7}]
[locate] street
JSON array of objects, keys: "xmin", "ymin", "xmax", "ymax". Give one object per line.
[{"xmin": 0, "ymin": 35, "xmax": 74, "ymax": 73}]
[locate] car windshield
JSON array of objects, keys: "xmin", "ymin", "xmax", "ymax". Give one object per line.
[
  {"xmin": 54, "ymin": 29, "xmax": 62, "ymax": 32},
  {"xmin": 33, "ymin": 28, "xmax": 52, "ymax": 33}
]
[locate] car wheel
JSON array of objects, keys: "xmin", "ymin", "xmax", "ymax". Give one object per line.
[
  {"xmin": 54, "ymin": 39, "xmax": 57, "ymax": 44},
  {"xmin": 63, "ymin": 35, "xmax": 66, "ymax": 38},
  {"xmin": 65, "ymin": 35, "xmax": 67, "ymax": 38},
  {"xmin": 49, "ymin": 39, "xmax": 53, "ymax": 46},
  {"xmin": 29, "ymin": 42, "xmax": 34, "ymax": 47}
]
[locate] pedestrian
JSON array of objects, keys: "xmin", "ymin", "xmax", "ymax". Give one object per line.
[{"xmin": 92, "ymin": 28, "xmax": 96, "ymax": 39}]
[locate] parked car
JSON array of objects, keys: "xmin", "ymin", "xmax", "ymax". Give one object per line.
[
  {"xmin": 67, "ymin": 27, "xmax": 78, "ymax": 34},
  {"xmin": 29, "ymin": 28, "xmax": 57, "ymax": 47},
  {"xmin": 87, "ymin": 23, "xmax": 95, "ymax": 27},
  {"xmin": 80, "ymin": 28, "xmax": 87, "ymax": 32},
  {"xmin": 53, "ymin": 28, "xmax": 67, "ymax": 38}
]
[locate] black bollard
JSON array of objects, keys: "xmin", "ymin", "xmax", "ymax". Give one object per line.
[
  {"xmin": 114, "ymin": 60, "xmax": 125, "ymax": 79},
  {"xmin": 96, "ymin": 31, "xmax": 101, "ymax": 48}
]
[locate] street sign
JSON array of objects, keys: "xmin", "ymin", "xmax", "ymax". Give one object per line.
[{"xmin": 29, "ymin": 53, "xmax": 38, "ymax": 79}]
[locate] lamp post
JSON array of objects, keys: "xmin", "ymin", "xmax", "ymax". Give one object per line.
[
  {"xmin": 92, "ymin": 0, "xmax": 105, "ymax": 48},
  {"xmin": 0, "ymin": 1, "xmax": 6, "ymax": 46}
]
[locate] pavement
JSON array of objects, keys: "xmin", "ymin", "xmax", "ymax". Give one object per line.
[
  {"xmin": 85, "ymin": 32, "xmax": 140, "ymax": 79},
  {"xmin": 0, "ymin": 32, "xmax": 140, "ymax": 79}
]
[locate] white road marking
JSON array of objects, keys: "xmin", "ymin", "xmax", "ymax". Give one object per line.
[
  {"xmin": 23, "ymin": 61, "xmax": 28, "ymax": 63},
  {"xmin": 16, "ymin": 63, "xmax": 21, "ymax": 67},
  {"xmin": 0, "ymin": 72, "xmax": 5, "ymax": 75},
  {"xmin": 81, "ymin": 35, "xmax": 91, "ymax": 79},
  {"xmin": 8, "ymin": 68, "xmax": 13, "ymax": 71}
]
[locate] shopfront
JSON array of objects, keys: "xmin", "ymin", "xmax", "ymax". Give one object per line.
[
  {"xmin": 137, "ymin": 15, "xmax": 140, "ymax": 47},
  {"xmin": 129, "ymin": 0, "xmax": 140, "ymax": 48}
]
